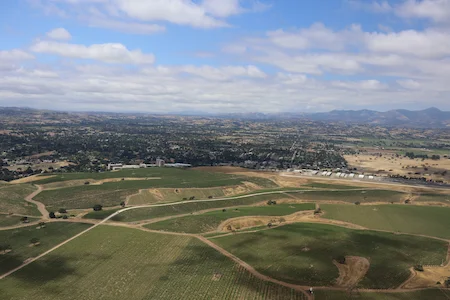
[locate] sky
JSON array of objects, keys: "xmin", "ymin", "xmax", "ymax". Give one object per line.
[{"xmin": 1, "ymin": 0, "xmax": 450, "ymax": 113}]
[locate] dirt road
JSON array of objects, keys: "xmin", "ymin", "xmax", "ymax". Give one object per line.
[{"xmin": 24, "ymin": 185, "xmax": 48, "ymax": 218}]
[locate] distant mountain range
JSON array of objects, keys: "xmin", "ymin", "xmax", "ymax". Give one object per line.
[{"xmin": 1, "ymin": 106, "xmax": 450, "ymax": 128}]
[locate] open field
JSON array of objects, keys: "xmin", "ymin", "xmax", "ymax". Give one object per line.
[
  {"xmin": 104, "ymin": 193, "xmax": 299, "ymax": 222},
  {"xmin": 0, "ymin": 214, "xmax": 40, "ymax": 227},
  {"xmin": 0, "ymin": 222, "xmax": 92, "ymax": 274},
  {"xmin": 34, "ymin": 169, "xmax": 277, "ymax": 210},
  {"xmin": 145, "ymin": 203, "xmax": 315, "ymax": 234},
  {"xmin": 0, "ymin": 184, "xmax": 39, "ymax": 216},
  {"xmin": 212, "ymin": 223, "xmax": 448, "ymax": 289},
  {"xmin": 415, "ymin": 193, "xmax": 450, "ymax": 205},
  {"xmin": 314, "ymin": 289, "xmax": 450, "ymax": 300},
  {"xmin": 0, "ymin": 225, "xmax": 306, "ymax": 300},
  {"xmin": 321, "ymin": 204, "xmax": 450, "ymax": 239},
  {"xmin": 345, "ymin": 154, "xmax": 450, "ymax": 182}
]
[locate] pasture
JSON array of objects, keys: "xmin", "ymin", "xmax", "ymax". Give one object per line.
[
  {"xmin": 0, "ymin": 184, "xmax": 39, "ymax": 216},
  {"xmin": 0, "ymin": 226, "xmax": 306, "ymax": 300},
  {"xmin": 212, "ymin": 223, "xmax": 448, "ymax": 289},
  {"xmin": 321, "ymin": 204, "xmax": 450, "ymax": 239},
  {"xmin": 0, "ymin": 222, "xmax": 92, "ymax": 274},
  {"xmin": 145, "ymin": 203, "xmax": 315, "ymax": 233}
]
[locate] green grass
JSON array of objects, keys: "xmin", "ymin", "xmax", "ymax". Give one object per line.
[
  {"xmin": 0, "ymin": 184, "xmax": 39, "ymax": 216},
  {"xmin": 302, "ymin": 182, "xmax": 362, "ymax": 190},
  {"xmin": 291, "ymin": 190, "xmax": 405, "ymax": 203},
  {"xmin": 0, "ymin": 214, "xmax": 40, "ymax": 227},
  {"xmin": 0, "ymin": 225, "xmax": 306, "ymax": 300},
  {"xmin": 128, "ymin": 187, "xmax": 229, "ymax": 205},
  {"xmin": 0, "ymin": 222, "xmax": 92, "ymax": 274},
  {"xmin": 212, "ymin": 223, "xmax": 448, "ymax": 289},
  {"xmin": 107, "ymin": 193, "xmax": 296, "ymax": 222},
  {"xmin": 145, "ymin": 203, "xmax": 315, "ymax": 233},
  {"xmin": 321, "ymin": 204, "xmax": 450, "ymax": 239},
  {"xmin": 314, "ymin": 289, "xmax": 450, "ymax": 300},
  {"xmin": 34, "ymin": 169, "xmax": 277, "ymax": 209}
]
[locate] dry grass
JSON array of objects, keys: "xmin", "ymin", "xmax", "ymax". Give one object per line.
[
  {"xmin": 10, "ymin": 175, "xmax": 56, "ymax": 184},
  {"xmin": 345, "ymin": 154, "xmax": 450, "ymax": 182},
  {"xmin": 333, "ymin": 256, "xmax": 370, "ymax": 288}
]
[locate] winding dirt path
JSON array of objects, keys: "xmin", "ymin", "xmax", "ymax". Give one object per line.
[{"xmin": 24, "ymin": 185, "xmax": 48, "ymax": 218}]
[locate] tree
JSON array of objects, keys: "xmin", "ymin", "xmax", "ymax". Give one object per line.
[
  {"xmin": 335, "ymin": 255, "xmax": 346, "ymax": 264},
  {"xmin": 58, "ymin": 208, "xmax": 67, "ymax": 214},
  {"xmin": 84, "ymin": 181, "xmax": 90, "ymax": 185},
  {"xmin": 120, "ymin": 201, "xmax": 126, "ymax": 208},
  {"xmin": 62, "ymin": 215, "xmax": 68, "ymax": 219},
  {"xmin": 49, "ymin": 211, "xmax": 56, "ymax": 218},
  {"xmin": 30, "ymin": 238, "xmax": 40, "ymax": 246},
  {"xmin": 0, "ymin": 244, "xmax": 11, "ymax": 253},
  {"xmin": 354, "ymin": 201, "xmax": 361, "ymax": 205},
  {"xmin": 93, "ymin": 204, "xmax": 103, "ymax": 211},
  {"xmin": 414, "ymin": 265, "xmax": 424, "ymax": 272},
  {"xmin": 222, "ymin": 209, "xmax": 227, "ymax": 212}
]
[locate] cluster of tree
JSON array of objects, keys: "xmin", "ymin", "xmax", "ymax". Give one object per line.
[{"xmin": 405, "ymin": 152, "xmax": 430, "ymax": 159}]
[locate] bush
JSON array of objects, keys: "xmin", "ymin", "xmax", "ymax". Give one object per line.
[
  {"xmin": 335, "ymin": 255, "xmax": 346, "ymax": 264},
  {"xmin": 120, "ymin": 201, "xmax": 126, "ymax": 207},
  {"xmin": 314, "ymin": 208, "xmax": 322, "ymax": 215},
  {"xmin": 20, "ymin": 216, "xmax": 29, "ymax": 223},
  {"xmin": 267, "ymin": 200, "xmax": 277, "ymax": 205},
  {"xmin": 354, "ymin": 201, "xmax": 361, "ymax": 205},
  {"xmin": 414, "ymin": 264, "xmax": 424, "ymax": 272},
  {"xmin": 93, "ymin": 204, "xmax": 103, "ymax": 211},
  {"xmin": 62, "ymin": 215, "xmax": 68, "ymax": 219},
  {"xmin": 49, "ymin": 212, "xmax": 56, "ymax": 218},
  {"xmin": 84, "ymin": 181, "xmax": 90, "ymax": 185},
  {"xmin": 222, "ymin": 209, "xmax": 226, "ymax": 212},
  {"xmin": 58, "ymin": 208, "xmax": 67, "ymax": 214}
]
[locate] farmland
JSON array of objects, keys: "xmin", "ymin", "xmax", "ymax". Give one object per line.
[
  {"xmin": 321, "ymin": 204, "xmax": 450, "ymax": 239},
  {"xmin": 0, "ymin": 222, "xmax": 92, "ymax": 274},
  {"xmin": 0, "ymin": 225, "xmax": 306, "ymax": 300},
  {"xmin": 212, "ymin": 223, "xmax": 448, "ymax": 289},
  {"xmin": 145, "ymin": 203, "xmax": 315, "ymax": 234},
  {"xmin": 289, "ymin": 190, "xmax": 405, "ymax": 203},
  {"xmin": 0, "ymin": 184, "xmax": 39, "ymax": 216},
  {"xmin": 0, "ymin": 214, "xmax": 39, "ymax": 227},
  {"xmin": 313, "ymin": 289, "xmax": 450, "ymax": 300},
  {"xmin": 34, "ymin": 169, "xmax": 277, "ymax": 210}
]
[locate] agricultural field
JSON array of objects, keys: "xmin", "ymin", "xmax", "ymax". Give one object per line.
[
  {"xmin": 0, "ymin": 226, "xmax": 306, "ymax": 300},
  {"xmin": 415, "ymin": 193, "xmax": 450, "ymax": 205},
  {"xmin": 314, "ymin": 289, "xmax": 450, "ymax": 300},
  {"xmin": 0, "ymin": 214, "xmax": 40, "ymax": 227},
  {"xmin": 145, "ymin": 203, "xmax": 315, "ymax": 234},
  {"xmin": 290, "ymin": 190, "xmax": 405, "ymax": 203},
  {"xmin": 321, "ymin": 204, "xmax": 450, "ymax": 239},
  {"xmin": 0, "ymin": 222, "xmax": 92, "ymax": 274},
  {"xmin": 34, "ymin": 169, "xmax": 277, "ymax": 210},
  {"xmin": 0, "ymin": 184, "xmax": 39, "ymax": 216},
  {"xmin": 212, "ymin": 223, "xmax": 448, "ymax": 289},
  {"xmin": 106, "ymin": 193, "xmax": 297, "ymax": 222},
  {"xmin": 82, "ymin": 208, "xmax": 122, "ymax": 220}
]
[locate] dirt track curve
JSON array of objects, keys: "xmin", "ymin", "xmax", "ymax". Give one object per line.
[{"xmin": 24, "ymin": 185, "xmax": 48, "ymax": 217}]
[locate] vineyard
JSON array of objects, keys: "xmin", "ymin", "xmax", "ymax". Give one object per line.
[
  {"xmin": 212, "ymin": 223, "xmax": 448, "ymax": 289},
  {"xmin": 322, "ymin": 204, "xmax": 450, "ymax": 239},
  {"xmin": 145, "ymin": 203, "xmax": 315, "ymax": 234},
  {"xmin": 0, "ymin": 184, "xmax": 39, "ymax": 215},
  {"xmin": 0, "ymin": 225, "xmax": 307, "ymax": 300}
]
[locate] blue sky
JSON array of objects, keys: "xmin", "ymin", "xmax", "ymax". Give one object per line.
[{"xmin": 1, "ymin": 0, "xmax": 450, "ymax": 113}]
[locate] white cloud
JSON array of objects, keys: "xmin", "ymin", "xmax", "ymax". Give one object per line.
[
  {"xmin": 30, "ymin": 41, "xmax": 155, "ymax": 64},
  {"xmin": 87, "ymin": 18, "xmax": 166, "ymax": 34},
  {"xmin": 202, "ymin": 0, "xmax": 242, "ymax": 17},
  {"xmin": 332, "ymin": 79, "xmax": 387, "ymax": 90},
  {"xmin": 46, "ymin": 27, "xmax": 72, "ymax": 40},
  {"xmin": 0, "ymin": 49, "xmax": 34, "ymax": 60},
  {"xmin": 180, "ymin": 65, "xmax": 266, "ymax": 80},
  {"xmin": 396, "ymin": 0, "xmax": 450, "ymax": 23},
  {"xmin": 397, "ymin": 79, "xmax": 421, "ymax": 89}
]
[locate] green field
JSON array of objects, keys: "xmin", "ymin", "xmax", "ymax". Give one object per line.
[
  {"xmin": 291, "ymin": 190, "xmax": 405, "ymax": 203},
  {"xmin": 415, "ymin": 193, "xmax": 450, "ymax": 205},
  {"xmin": 106, "ymin": 193, "xmax": 298, "ymax": 222},
  {"xmin": 82, "ymin": 207, "xmax": 122, "ymax": 220},
  {"xmin": 0, "ymin": 226, "xmax": 306, "ymax": 300},
  {"xmin": 145, "ymin": 203, "xmax": 315, "ymax": 234},
  {"xmin": 0, "ymin": 184, "xmax": 39, "ymax": 216},
  {"xmin": 0, "ymin": 222, "xmax": 92, "ymax": 274},
  {"xmin": 314, "ymin": 289, "xmax": 450, "ymax": 300},
  {"xmin": 34, "ymin": 169, "xmax": 277, "ymax": 210},
  {"xmin": 302, "ymin": 182, "xmax": 363, "ymax": 190},
  {"xmin": 212, "ymin": 223, "xmax": 448, "ymax": 289},
  {"xmin": 0, "ymin": 214, "xmax": 40, "ymax": 227},
  {"xmin": 128, "ymin": 187, "xmax": 230, "ymax": 205},
  {"xmin": 321, "ymin": 204, "xmax": 450, "ymax": 239}
]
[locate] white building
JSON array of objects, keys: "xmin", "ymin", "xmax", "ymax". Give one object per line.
[{"xmin": 156, "ymin": 159, "xmax": 165, "ymax": 167}]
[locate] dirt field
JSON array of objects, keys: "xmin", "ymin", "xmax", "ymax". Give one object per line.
[
  {"xmin": 345, "ymin": 154, "xmax": 450, "ymax": 182},
  {"xmin": 333, "ymin": 256, "xmax": 370, "ymax": 288}
]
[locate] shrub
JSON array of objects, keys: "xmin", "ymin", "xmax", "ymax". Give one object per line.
[
  {"xmin": 93, "ymin": 204, "xmax": 103, "ymax": 211},
  {"xmin": 84, "ymin": 181, "xmax": 90, "ymax": 185},
  {"xmin": 354, "ymin": 201, "xmax": 361, "ymax": 205},
  {"xmin": 314, "ymin": 208, "xmax": 322, "ymax": 215},
  {"xmin": 62, "ymin": 215, "xmax": 68, "ymax": 219},
  {"xmin": 414, "ymin": 265, "xmax": 424, "ymax": 272},
  {"xmin": 267, "ymin": 200, "xmax": 277, "ymax": 205},
  {"xmin": 335, "ymin": 255, "xmax": 346, "ymax": 264},
  {"xmin": 58, "ymin": 208, "xmax": 67, "ymax": 214},
  {"xmin": 49, "ymin": 212, "xmax": 56, "ymax": 218}
]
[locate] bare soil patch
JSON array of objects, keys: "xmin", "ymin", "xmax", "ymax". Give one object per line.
[
  {"xmin": 333, "ymin": 256, "xmax": 370, "ymax": 288},
  {"xmin": 10, "ymin": 175, "xmax": 55, "ymax": 184}
]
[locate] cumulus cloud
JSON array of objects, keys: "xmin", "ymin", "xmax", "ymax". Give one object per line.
[
  {"xmin": 0, "ymin": 49, "xmax": 34, "ymax": 60},
  {"xmin": 30, "ymin": 41, "xmax": 155, "ymax": 64},
  {"xmin": 46, "ymin": 27, "xmax": 72, "ymax": 40},
  {"xmin": 395, "ymin": 0, "xmax": 450, "ymax": 23}
]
